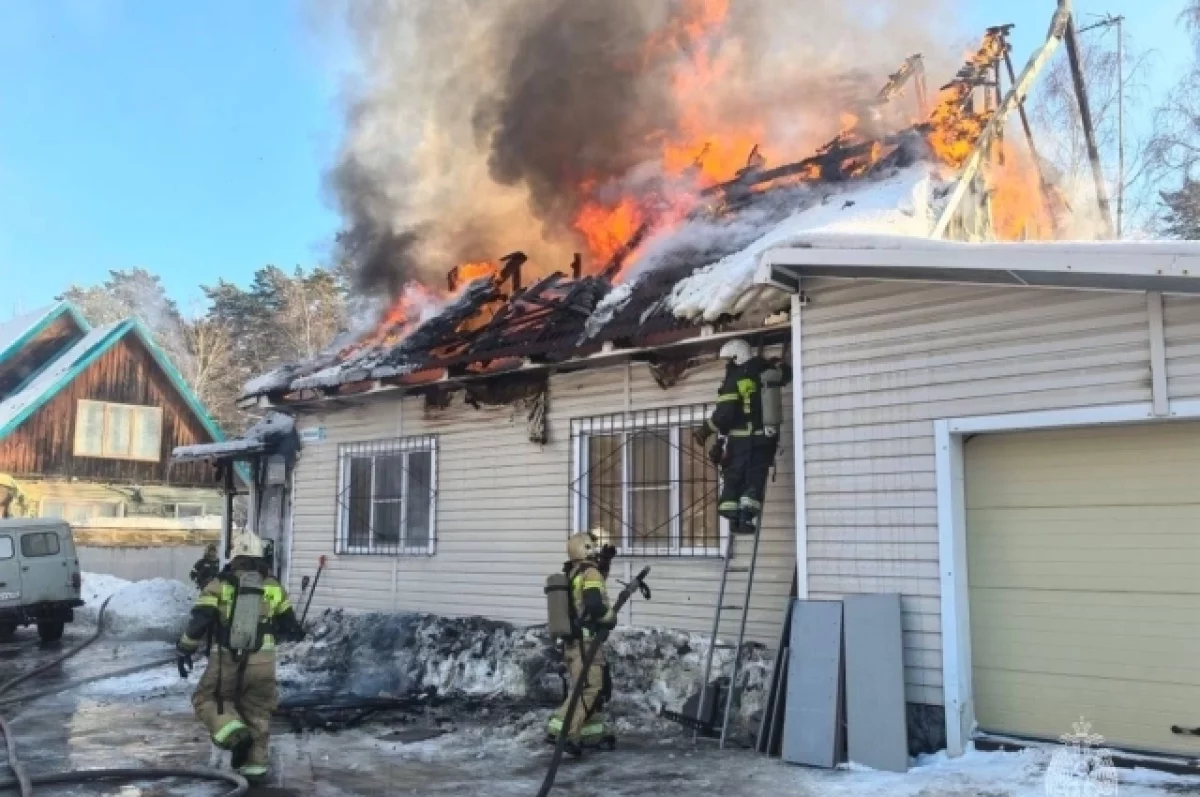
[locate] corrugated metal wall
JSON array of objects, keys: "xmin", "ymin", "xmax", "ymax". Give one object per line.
[
  {"xmin": 288, "ymin": 357, "xmax": 796, "ymax": 646},
  {"xmin": 800, "ymin": 279, "xmax": 1156, "ymax": 707}
]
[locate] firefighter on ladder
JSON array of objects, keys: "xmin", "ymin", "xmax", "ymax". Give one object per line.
[
  {"xmin": 545, "ymin": 529, "xmax": 617, "ymax": 757},
  {"xmin": 176, "ymin": 531, "xmax": 305, "ymax": 783},
  {"xmin": 694, "ymin": 339, "xmax": 792, "ymax": 535}
]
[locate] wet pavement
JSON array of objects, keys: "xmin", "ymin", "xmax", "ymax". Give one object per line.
[{"xmin": 2, "ymin": 625, "xmax": 1198, "ymax": 797}]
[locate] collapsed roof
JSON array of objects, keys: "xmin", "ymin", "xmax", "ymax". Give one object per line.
[{"xmin": 244, "ymin": 21, "xmax": 1077, "ymax": 408}]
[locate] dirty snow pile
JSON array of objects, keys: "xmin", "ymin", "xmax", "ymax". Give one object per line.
[
  {"xmin": 77, "ymin": 572, "xmax": 196, "ymax": 641},
  {"xmin": 278, "ymin": 610, "xmax": 773, "ymax": 729}
]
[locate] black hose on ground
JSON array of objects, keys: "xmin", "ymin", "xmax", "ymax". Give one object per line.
[
  {"xmin": 0, "ymin": 596, "xmax": 248, "ymax": 797},
  {"xmin": 0, "ymin": 767, "xmax": 247, "ymax": 793},
  {"xmin": 536, "ymin": 567, "xmax": 651, "ymax": 797},
  {"xmin": 0, "ymin": 656, "xmax": 177, "ymax": 708}
]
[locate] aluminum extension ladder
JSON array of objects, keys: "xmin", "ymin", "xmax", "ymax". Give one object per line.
[{"xmin": 694, "ymin": 528, "xmax": 764, "ymax": 748}]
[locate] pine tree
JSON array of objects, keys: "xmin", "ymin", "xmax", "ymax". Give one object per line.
[{"xmin": 1160, "ymin": 178, "xmax": 1200, "ymax": 239}]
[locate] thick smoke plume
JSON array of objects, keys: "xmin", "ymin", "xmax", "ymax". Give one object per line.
[{"xmin": 324, "ymin": 0, "xmax": 960, "ymax": 296}]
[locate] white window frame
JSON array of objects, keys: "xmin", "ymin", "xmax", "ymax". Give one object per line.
[
  {"xmin": 570, "ymin": 406, "xmax": 727, "ymax": 558},
  {"xmin": 40, "ymin": 498, "xmax": 125, "ymax": 521},
  {"xmin": 74, "ymin": 399, "xmax": 163, "ymax": 463},
  {"xmin": 173, "ymin": 503, "xmax": 206, "ymax": 519},
  {"xmin": 336, "ymin": 436, "xmax": 438, "ymax": 556}
]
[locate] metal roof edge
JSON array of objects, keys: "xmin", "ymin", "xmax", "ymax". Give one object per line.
[{"xmin": 756, "ymin": 239, "xmax": 1200, "ymax": 293}]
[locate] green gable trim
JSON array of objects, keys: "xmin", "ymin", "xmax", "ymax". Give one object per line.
[
  {"xmin": 125, "ymin": 319, "xmax": 227, "ymax": 445},
  {"xmin": 0, "ymin": 321, "xmax": 129, "ymax": 441},
  {"xmin": 0, "ymin": 303, "xmax": 91, "ymax": 374},
  {"xmin": 0, "ymin": 320, "xmax": 228, "ymax": 448}
]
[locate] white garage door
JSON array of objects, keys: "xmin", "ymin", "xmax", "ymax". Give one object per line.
[{"xmin": 966, "ymin": 423, "xmax": 1200, "ymax": 755}]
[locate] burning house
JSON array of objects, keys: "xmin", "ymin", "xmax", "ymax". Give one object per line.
[{"xmin": 221, "ymin": 0, "xmax": 1189, "ymax": 758}]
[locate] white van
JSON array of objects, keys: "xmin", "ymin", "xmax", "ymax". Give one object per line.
[{"xmin": 0, "ymin": 518, "xmax": 84, "ymax": 642}]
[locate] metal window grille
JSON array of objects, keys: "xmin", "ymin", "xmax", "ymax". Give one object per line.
[
  {"xmin": 335, "ymin": 435, "xmax": 438, "ymax": 556},
  {"xmin": 569, "ymin": 404, "xmax": 725, "ymax": 558}
]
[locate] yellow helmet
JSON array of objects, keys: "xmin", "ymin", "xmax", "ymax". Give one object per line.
[
  {"xmin": 567, "ymin": 530, "xmax": 600, "ymax": 562},
  {"xmin": 230, "ymin": 532, "xmax": 265, "ymax": 559}
]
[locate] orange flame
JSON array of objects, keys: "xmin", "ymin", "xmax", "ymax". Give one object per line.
[
  {"xmin": 988, "ymin": 150, "xmax": 1055, "ymax": 240},
  {"xmin": 450, "ymin": 261, "xmax": 500, "ymax": 290},
  {"xmin": 924, "ymin": 31, "xmax": 1007, "ymax": 168},
  {"xmin": 573, "ymin": 198, "xmax": 646, "ymax": 265}
]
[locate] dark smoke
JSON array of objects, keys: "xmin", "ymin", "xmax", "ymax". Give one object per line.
[
  {"xmin": 324, "ymin": 0, "xmax": 962, "ymax": 297},
  {"xmin": 330, "ymin": 155, "xmax": 423, "ymax": 297},
  {"xmin": 478, "ymin": 1, "xmax": 671, "ymax": 225}
]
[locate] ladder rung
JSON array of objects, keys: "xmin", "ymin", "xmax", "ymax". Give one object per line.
[
  {"xmin": 720, "ymin": 605, "xmax": 744, "ymax": 611},
  {"xmin": 712, "ymin": 643, "xmax": 737, "ymax": 649},
  {"xmin": 725, "ymin": 567, "xmax": 751, "ymax": 573}
]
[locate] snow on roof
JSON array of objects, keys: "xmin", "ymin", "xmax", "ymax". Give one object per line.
[
  {"xmin": 0, "ymin": 322, "xmax": 122, "ymax": 437},
  {"xmin": 668, "ymin": 164, "xmax": 942, "ymax": 322},
  {"xmin": 172, "ymin": 411, "xmax": 295, "ymax": 462},
  {"xmin": 0, "ymin": 304, "xmax": 57, "ymax": 360}
]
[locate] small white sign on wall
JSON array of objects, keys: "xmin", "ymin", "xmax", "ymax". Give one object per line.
[{"xmin": 299, "ymin": 426, "xmax": 327, "ymax": 444}]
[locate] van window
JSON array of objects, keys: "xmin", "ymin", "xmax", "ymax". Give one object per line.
[
  {"xmin": 21, "ymin": 533, "xmax": 60, "ymax": 558},
  {"xmin": 0, "ymin": 537, "xmax": 12, "ymax": 560}
]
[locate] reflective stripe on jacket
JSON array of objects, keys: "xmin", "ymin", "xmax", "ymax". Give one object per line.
[
  {"xmin": 179, "ymin": 570, "xmax": 296, "ymax": 654},
  {"xmin": 570, "ymin": 563, "xmax": 615, "ymax": 639}
]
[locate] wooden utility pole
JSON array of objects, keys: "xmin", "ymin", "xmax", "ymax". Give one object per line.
[
  {"xmin": 1064, "ymin": 15, "xmax": 1116, "ymax": 238},
  {"xmin": 1080, "ymin": 14, "xmax": 1127, "ymax": 237}
]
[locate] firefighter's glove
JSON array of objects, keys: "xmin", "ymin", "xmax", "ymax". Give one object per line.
[
  {"xmin": 176, "ymin": 649, "xmax": 194, "ymax": 680},
  {"xmin": 708, "ymin": 440, "xmax": 725, "ymax": 466},
  {"xmin": 692, "ymin": 425, "xmax": 713, "ymax": 447}
]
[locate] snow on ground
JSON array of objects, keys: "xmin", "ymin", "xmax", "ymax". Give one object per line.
[
  {"xmin": 278, "ymin": 610, "xmax": 773, "ymax": 723},
  {"xmin": 11, "ymin": 588, "xmax": 1197, "ymax": 797},
  {"xmin": 77, "ymin": 572, "xmax": 196, "ymax": 641},
  {"xmin": 668, "ymin": 164, "xmax": 945, "ymax": 321}
]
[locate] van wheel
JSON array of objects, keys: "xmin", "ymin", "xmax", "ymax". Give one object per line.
[
  {"xmin": 37, "ymin": 622, "xmax": 64, "ymax": 643},
  {"xmin": 0, "ymin": 624, "xmax": 15, "ymax": 643}
]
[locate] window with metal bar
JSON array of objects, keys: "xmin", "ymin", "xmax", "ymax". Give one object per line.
[
  {"xmin": 570, "ymin": 405, "xmax": 724, "ymax": 557},
  {"xmin": 336, "ymin": 436, "xmax": 437, "ymax": 555}
]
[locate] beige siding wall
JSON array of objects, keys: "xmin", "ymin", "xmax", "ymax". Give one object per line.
[
  {"xmin": 800, "ymin": 279, "xmax": 1155, "ymax": 707},
  {"xmin": 1163, "ymin": 294, "xmax": 1200, "ymax": 401},
  {"xmin": 288, "ymin": 357, "xmax": 795, "ymax": 646}
]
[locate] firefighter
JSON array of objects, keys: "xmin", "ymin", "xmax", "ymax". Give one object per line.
[
  {"xmin": 189, "ymin": 543, "xmax": 221, "ymax": 589},
  {"xmin": 176, "ymin": 532, "xmax": 305, "ymax": 783},
  {"xmin": 694, "ymin": 339, "xmax": 792, "ymax": 534},
  {"xmin": 545, "ymin": 530, "xmax": 617, "ymax": 756}
]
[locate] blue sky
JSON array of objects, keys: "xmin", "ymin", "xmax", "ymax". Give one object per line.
[{"xmin": 0, "ymin": 1, "xmax": 1193, "ymax": 317}]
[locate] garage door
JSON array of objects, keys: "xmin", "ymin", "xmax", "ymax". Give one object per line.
[{"xmin": 966, "ymin": 423, "xmax": 1200, "ymax": 755}]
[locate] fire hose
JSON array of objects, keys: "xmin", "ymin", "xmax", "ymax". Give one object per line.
[
  {"xmin": 536, "ymin": 566, "xmax": 651, "ymax": 797},
  {"xmin": 0, "ymin": 598, "xmax": 248, "ymax": 797}
]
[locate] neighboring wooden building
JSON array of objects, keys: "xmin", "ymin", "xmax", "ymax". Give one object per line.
[
  {"xmin": 0, "ymin": 302, "xmax": 225, "ymax": 523},
  {"xmin": 759, "ymin": 240, "xmax": 1200, "ymax": 759}
]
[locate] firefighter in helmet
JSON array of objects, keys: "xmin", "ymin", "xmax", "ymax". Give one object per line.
[
  {"xmin": 694, "ymin": 339, "xmax": 792, "ymax": 534},
  {"xmin": 176, "ymin": 532, "xmax": 305, "ymax": 783},
  {"xmin": 546, "ymin": 529, "xmax": 617, "ymax": 756},
  {"xmin": 190, "ymin": 543, "xmax": 221, "ymax": 589}
]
